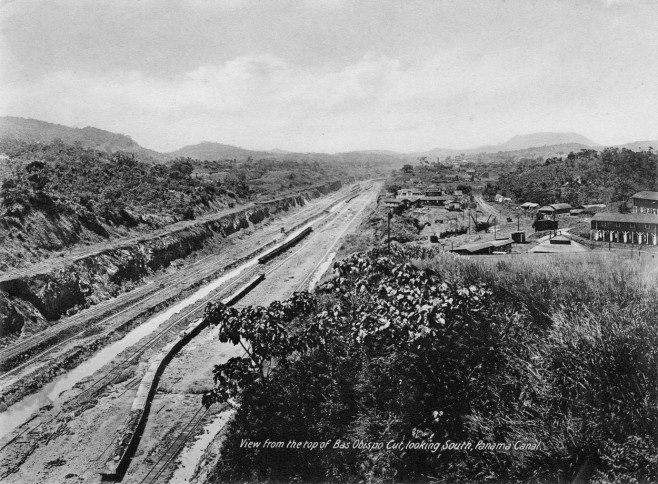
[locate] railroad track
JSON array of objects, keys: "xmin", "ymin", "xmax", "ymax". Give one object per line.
[
  {"xmin": 0, "ymin": 184, "xmax": 367, "ymax": 480},
  {"xmin": 0, "ymin": 264, "xmax": 264, "ymax": 479},
  {"xmin": 137, "ymin": 406, "xmax": 211, "ymax": 484},
  {"xmin": 0, "ymin": 186, "xmax": 358, "ymax": 377},
  {"xmin": 95, "ymin": 205, "xmax": 357, "ymax": 479},
  {"xmin": 127, "ymin": 185, "xmax": 378, "ymax": 482}
]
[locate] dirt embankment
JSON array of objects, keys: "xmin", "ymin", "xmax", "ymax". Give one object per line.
[{"xmin": 0, "ymin": 181, "xmax": 343, "ymax": 342}]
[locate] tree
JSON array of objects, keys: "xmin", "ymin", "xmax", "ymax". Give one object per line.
[{"xmin": 401, "ymin": 164, "xmax": 414, "ymax": 174}]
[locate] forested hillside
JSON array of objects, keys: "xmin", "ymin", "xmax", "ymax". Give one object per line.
[
  {"xmin": 0, "ymin": 138, "xmax": 360, "ymax": 269},
  {"xmin": 0, "ymin": 116, "xmax": 166, "ymax": 162},
  {"xmin": 486, "ymin": 148, "xmax": 658, "ymax": 206}
]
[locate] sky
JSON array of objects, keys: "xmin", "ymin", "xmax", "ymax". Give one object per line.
[{"xmin": 1, "ymin": 0, "xmax": 658, "ymax": 153}]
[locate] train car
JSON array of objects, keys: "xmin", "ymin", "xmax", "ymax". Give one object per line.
[{"xmin": 258, "ymin": 227, "xmax": 313, "ymax": 264}]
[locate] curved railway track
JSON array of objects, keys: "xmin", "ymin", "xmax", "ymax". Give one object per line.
[
  {"xmin": 0, "ymin": 186, "xmax": 356, "ymax": 378},
  {"xmin": 128, "ymin": 185, "xmax": 377, "ymax": 483},
  {"xmin": 0, "ymin": 184, "xmax": 372, "ymax": 481}
]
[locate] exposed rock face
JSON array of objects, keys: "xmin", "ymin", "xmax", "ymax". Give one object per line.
[
  {"xmin": 0, "ymin": 291, "xmax": 48, "ymax": 338},
  {"xmin": 0, "ymin": 182, "xmax": 342, "ymax": 341}
]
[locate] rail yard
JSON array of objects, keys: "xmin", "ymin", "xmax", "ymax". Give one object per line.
[{"xmin": 0, "ymin": 182, "xmax": 380, "ymax": 484}]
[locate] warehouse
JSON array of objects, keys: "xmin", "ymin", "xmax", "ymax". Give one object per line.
[
  {"xmin": 451, "ymin": 239, "xmax": 512, "ymax": 255},
  {"xmin": 590, "ymin": 212, "xmax": 658, "ymax": 245}
]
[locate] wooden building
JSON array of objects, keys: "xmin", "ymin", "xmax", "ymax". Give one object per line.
[
  {"xmin": 420, "ymin": 196, "xmax": 453, "ymax": 206},
  {"xmin": 383, "ymin": 198, "xmax": 402, "ymax": 208},
  {"xmin": 632, "ymin": 191, "xmax": 658, "ymax": 215},
  {"xmin": 537, "ymin": 203, "xmax": 572, "ymax": 220},
  {"xmin": 425, "ymin": 185, "xmax": 442, "ymax": 197},
  {"xmin": 519, "ymin": 202, "xmax": 539, "ymax": 210},
  {"xmin": 590, "ymin": 212, "xmax": 658, "ymax": 245},
  {"xmin": 398, "ymin": 187, "xmax": 424, "ymax": 198}
]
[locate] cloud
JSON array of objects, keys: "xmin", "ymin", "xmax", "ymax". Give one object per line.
[
  {"xmin": 2, "ymin": 50, "xmax": 545, "ymax": 150},
  {"xmin": 3, "ymin": 41, "xmax": 658, "ymax": 152}
]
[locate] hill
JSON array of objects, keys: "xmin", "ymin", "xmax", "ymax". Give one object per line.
[
  {"xmin": 411, "ymin": 132, "xmax": 598, "ymax": 160},
  {"xmin": 493, "ymin": 132, "xmax": 598, "ymax": 151},
  {"xmin": 489, "ymin": 147, "xmax": 658, "ymax": 206},
  {"xmin": 619, "ymin": 140, "xmax": 658, "ymax": 151},
  {"xmin": 169, "ymin": 141, "xmax": 273, "ymax": 161},
  {"xmin": 0, "ymin": 116, "xmax": 167, "ymax": 162}
]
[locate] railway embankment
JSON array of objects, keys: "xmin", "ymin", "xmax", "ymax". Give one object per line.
[{"xmin": 0, "ymin": 181, "xmax": 342, "ymax": 345}]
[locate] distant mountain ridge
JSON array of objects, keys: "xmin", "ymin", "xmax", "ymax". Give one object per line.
[
  {"xmin": 492, "ymin": 132, "xmax": 598, "ymax": 151},
  {"xmin": 619, "ymin": 140, "xmax": 658, "ymax": 151},
  {"xmin": 411, "ymin": 132, "xmax": 600, "ymax": 159},
  {"xmin": 1, "ymin": 117, "xmax": 653, "ymax": 164},
  {"xmin": 0, "ymin": 116, "xmax": 167, "ymax": 161}
]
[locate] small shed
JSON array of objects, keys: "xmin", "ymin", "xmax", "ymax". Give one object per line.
[{"xmin": 511, "ymin": 231, "xmax": 526, "ymax": 243}]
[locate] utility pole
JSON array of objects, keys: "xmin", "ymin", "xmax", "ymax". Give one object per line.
[
  {"xmin": 387, "ymin": 211, "xmax": 392, "ymax": 253},
  {"xmin": 517, "ymin": 213, "xmax": 520, "ymax": 232}
]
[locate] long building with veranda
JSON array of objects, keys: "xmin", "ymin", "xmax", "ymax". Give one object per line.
[{"xmin": 590, "ymin": 212, "xmax": 658, "ymax": 244}]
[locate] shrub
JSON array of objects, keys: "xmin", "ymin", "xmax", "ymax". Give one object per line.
[{"xmin": 203, "ymin": 249, "xmax": 658, "ymax": 483}]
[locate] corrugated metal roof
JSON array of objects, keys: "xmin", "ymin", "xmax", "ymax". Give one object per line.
[
  {"xmin": 550, "ymin": 203, "xmax": 572, "ymax": 210},
  {"xmin": 592, "ymin": 213, "xmax": 658, "ymax": 224},
  {"xmin": 538, "ymin": 203, "xmax": 572, "ymax": 211},
  {"xmin": 422, "ymin": 196, "xmax": 453, "ymax": 201},
  {"xmin": 453, "ymin": 239, "xmax": 512, "ymax": 252},
  {"xmin": 632, "ymin": 191, "xmax": 658, "ymax": 201}
]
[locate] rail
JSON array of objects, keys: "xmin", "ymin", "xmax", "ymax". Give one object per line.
[{"xmin": 98, "ymin": 274, "xmax": 264, "ymax": 480}]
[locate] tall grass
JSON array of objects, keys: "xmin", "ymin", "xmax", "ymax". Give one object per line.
[
  {"xmin": 413, "ymin": 252, "xmax": 658, "ymax": 483},
  {"xmin": 212, "ymin": 249, "xmax": 658, "ymax": 483}
]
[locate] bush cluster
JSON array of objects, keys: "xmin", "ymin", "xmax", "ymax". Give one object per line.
[{"xmin": 203, "ymin": 247, "xmax": 658, "ymax": 483}]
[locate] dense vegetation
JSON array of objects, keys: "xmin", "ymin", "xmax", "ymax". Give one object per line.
[
  {"xmin": 203, "ymin": 246, "xmax": 658, "ymax": 483},
  {"xmin": 0, "ymin": 138, "xmax": 366, "ymax": 268},
  {"xmin": 486, "ymin": 148, "xmax": 658, "ymax": 207}
]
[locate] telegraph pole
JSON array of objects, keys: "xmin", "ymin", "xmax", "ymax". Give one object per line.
[{"xmin": 387, "ymin": 211, "xmax": 392, "ymax": 253}]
